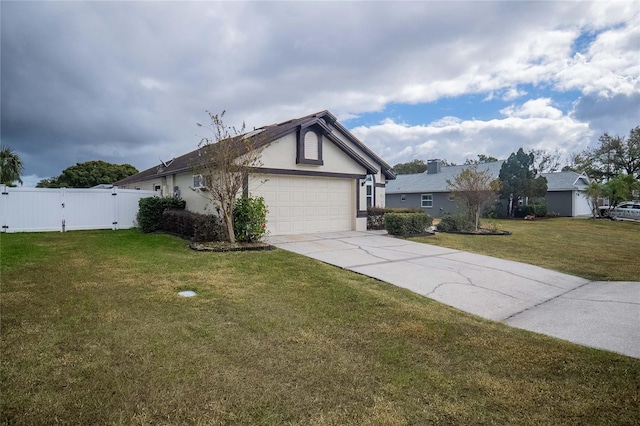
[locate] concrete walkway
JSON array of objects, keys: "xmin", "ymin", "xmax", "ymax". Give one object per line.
[{"xmin": 268, "ymin": 231, "xmax": 640, "ymax": 358}]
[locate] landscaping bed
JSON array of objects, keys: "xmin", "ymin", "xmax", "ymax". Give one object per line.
[{"xmin": 190, "ymin": 241, "xmax": 274, "ymax": 252}]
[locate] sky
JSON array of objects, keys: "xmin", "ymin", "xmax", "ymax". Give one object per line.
[{"xmin": 2, "ymin": 1, "xmax": 639, "ymax": 187}]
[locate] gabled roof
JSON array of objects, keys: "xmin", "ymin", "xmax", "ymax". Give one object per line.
[
  {"xmin": 386, "ymin": 161, "xmax": 504, "ymax": 194},
  {"xmin": 541, "ymin": 171, "xmax": 590, "ymax": 191},
  {"xmin": 386, "ymin": 162, "xmax": 592, "ymax": 194},
  {"xmin": 115, "ymin": 110, "xmax": 395, "ymax": 186}
]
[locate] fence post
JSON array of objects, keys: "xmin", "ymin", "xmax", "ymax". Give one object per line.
[
  {"xmin": 112, "ymin": 187, "xmax": 119, "ymax": 230},
  {"xmin": 0, "ymin": 185, "xmax": 7, "ymax": 232}
]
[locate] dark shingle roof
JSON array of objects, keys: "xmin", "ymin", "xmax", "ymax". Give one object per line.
[{"xmin": 115, "ymin": 110, "xmax": 394, "ymax": 185}]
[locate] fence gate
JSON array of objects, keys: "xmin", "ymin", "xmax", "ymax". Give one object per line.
[{"xmin": 0, "ymin": 186, "xmax": 157, "ymax": 233}]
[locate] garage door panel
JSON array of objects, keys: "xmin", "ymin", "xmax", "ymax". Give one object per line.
[{"xmin": 250, "ymin": 175, "xmax": 353, "ymax": 235}]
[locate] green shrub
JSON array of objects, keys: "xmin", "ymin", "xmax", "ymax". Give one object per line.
[
  {"xmin": 484, "ymin": 201, "xmax": 507, "ymax": 219},
  {"xmin": 233, "ymin": 196, "xmax": 268, "ymax": 242},
  {"xmin": 384, "ymin": 212, "xmax": 433, "ymax": 237},
  {"xmin": 367, "ymin": 207, "xmax": 424, "ymax": 230},
  {"xmin": 532, "ymin": 202, "xmax": 547, "ymax": 217},
  {"xmin": 437, "ymin": 214, "xmax": 475, "ymax": 233},
  {"xmin": 137, "ymin": 196, "xmax": 186, "ymax": 233},
  {"xmin": 161, "ymin": 210, "xmax": 225, "ymax": 242}
]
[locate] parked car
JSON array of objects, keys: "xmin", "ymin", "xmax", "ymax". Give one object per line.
[{"xmin": 599, "ymin": 201, "xmax": 640, "ymax": 220}]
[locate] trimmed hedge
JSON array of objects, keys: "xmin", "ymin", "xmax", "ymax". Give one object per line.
[
  {"xmin": 161, "ymin": 210, "xmax": 225, "ymax": 242},
  {"xmin": 384, "ymin": 212, "xmax": 433, "ymax": 237},
  {"xmin": 437, "ymin": 214, "xmax": 474, "ymax": 233},
  {"xmin": 367, "ymin": 206, "xmax": 424, "ymax": 230},
  {"xmin": 514, "ymin": 202, "xmax": 547, "ymax": 218},
  {"xmin": 137, "ymin": 196, "xmax": 186, "ymax": 233}
]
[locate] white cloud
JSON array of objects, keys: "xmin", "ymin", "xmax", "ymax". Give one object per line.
[
  {"xmin": 500, "ymin": 98, "xmax": 564, "ymax": 120},
  {"xmin": 138, "ymin": 78, "xmax": 169, "ymax": 91},
  {"xmin": 351, "ymin": 104, "xmax": 592, "ymax": 166},
  {"xmin": 2, "ymin": 1, "xmax": 637, "ymax": 179},
  {"xmin": 502, "ymin": 88, "xmax": 528, "ymax": 101}
]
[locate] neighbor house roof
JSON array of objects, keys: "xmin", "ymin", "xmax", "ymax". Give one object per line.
[
  {"xmin": 386, "ymin": 161, "xmax": 505, "ymax": 194},
  {"xmin": 115, "ymin": 110, "xmax": 395, "ymax": 186},
  {"xmin": 386, "ymin": 163, "xmax": 591, "ymax": 194},
  {"xmin": 541, "ymin": 171, "xmax": 590, "ymax": 191}
]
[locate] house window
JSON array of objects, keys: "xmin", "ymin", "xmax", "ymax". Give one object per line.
[
  {"xmin": 154, "ymin": 184, "xmax": 161, "ymax": 192},
  {"xmin": 401, "ymin": 194, "xmax": 406, "ymax": 202},
  {"xmin": 193, "ymin": 174, "xmax": 204, "ymax": 188},
  {"xmin": 297, "ymin": 128, "xmax": 323, "ymax": 165},
  {"xmin": 421, "ymin": 194, "xmax": 433, "ymax": 208},
  {"xmin": 364, "ymin": 174, "xmax": 374, "ymax": 208}
]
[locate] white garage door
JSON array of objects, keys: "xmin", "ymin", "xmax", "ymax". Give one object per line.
[
  {"xmin": 250, "ymin": 175, "xmax": 354, "ymax": 235},
  {"xmin": 574, "ymin": 191, "xmax": 592, "ymax": 216}
]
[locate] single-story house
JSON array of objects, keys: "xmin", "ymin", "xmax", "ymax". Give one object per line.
[
  {"xmin": 386, "ymin": 159, "xmax": 591, "ymax": 217},
  {"xmin": 540, "ymin": 171, "xmax": 591, "ymax": 217},
  {"xmin": 386, "ymin": 160, "xmax": 504, "ymax": 216},
  {"xmin": 115, "ymin": 110, "xmax": 395, "ymax": 235}
]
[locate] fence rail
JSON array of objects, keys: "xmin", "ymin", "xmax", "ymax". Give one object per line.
[{"xmin": 0, "ymin": 186, "xmax": 157, "ymax": 233}]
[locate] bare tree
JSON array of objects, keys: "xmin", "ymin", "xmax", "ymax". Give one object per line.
[
  {"xmin": 530, "ymin": 148, "xmax": 562, "ymax": 174},
  {"xmin": 447, "ymin": 164, "xmax": 501, "ymax": 231},
  {"xmin": 195, "ymin": 111, "xmax": 264, "ymax": 243}
]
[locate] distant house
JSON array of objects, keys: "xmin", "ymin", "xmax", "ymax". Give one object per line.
[
  {"xmin": 386, "ymin": 160, "xmax": 504, "ymax": 216},
  {"xmin": 115, "ymin": 110, "xmax": 395, "ymax": 235},
  {"xmin": 385, "ymin": 159, "xmax": 591, "ymax": 217},
  {"xmin": 540, "ymin": 171, "xmax": 591, "ymax": 217}
]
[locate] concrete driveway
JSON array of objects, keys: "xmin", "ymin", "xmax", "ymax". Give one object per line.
[{"xmin": 268, "ymin": 231, "xmax": 640, "ymax": 358}]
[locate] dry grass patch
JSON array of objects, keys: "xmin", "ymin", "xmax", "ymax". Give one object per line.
[{"xmin": 1, "ymin": 230, "xmax": 638, "ymax": 425}]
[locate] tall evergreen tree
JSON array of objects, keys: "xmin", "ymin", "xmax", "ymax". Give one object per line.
[{"xmin": 499, "ymin": 148, "xmax": 547, "ymax": 216}]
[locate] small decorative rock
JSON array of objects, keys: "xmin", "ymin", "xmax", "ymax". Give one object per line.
[{"xmin": 178, "ymin": 290, "xmax": 197, "ymax": 297}]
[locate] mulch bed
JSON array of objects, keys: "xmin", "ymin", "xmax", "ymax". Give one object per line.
[
  {"xmin": 189, "ymin": 241, "xmax": 275, "ymax": 252},
  {"xmin": 438, "ymin": 229, "xmax": 512, "ymax": 235}
]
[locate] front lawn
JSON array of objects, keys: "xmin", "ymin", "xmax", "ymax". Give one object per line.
[
  {"xmin": 1, "ymin": 230, "xmax": 638, "ymax": 424},
  {"xmin": 414, "ymin": 218, "xmax": 640, "ymax": 281}
]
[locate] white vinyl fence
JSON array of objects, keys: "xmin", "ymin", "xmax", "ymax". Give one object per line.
[{"xmin": 0, "ymin": 186, "xmax": 157, "ymax": 233}]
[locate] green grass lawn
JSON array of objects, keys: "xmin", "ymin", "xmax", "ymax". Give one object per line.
[
  {"xmin": 1, "ymin": 230, "xmax": 639, "ymax": 425},
  {"xmin": 413, "ymin": 218, "xmax": 640, "ymax": 281}
]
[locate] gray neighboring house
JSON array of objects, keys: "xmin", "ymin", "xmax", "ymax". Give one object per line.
[
  {"xmin": 386, "ymin": 159, "xmax": 592, "ymax": 217},
  {"xmin": 386, "ymin": 160, "xmax": 505, "ymax": 216},
  {"xmin": 540, "ymin": 171, "xmax": 591, "ymax": 217}
]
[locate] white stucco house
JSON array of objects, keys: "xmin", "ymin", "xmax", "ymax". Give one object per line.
[{"xmin": 115, "ymin": 110, "xmax": 395, "ymax": 235}]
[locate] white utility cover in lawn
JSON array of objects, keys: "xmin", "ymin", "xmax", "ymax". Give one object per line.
[{"xmin": 251, "ymin": 175, "xmax": 354, "ymax": 235}]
